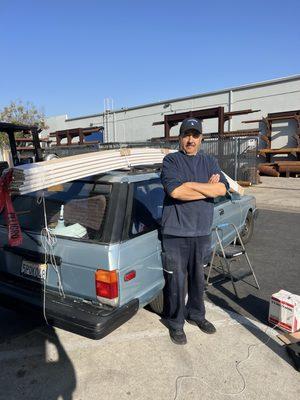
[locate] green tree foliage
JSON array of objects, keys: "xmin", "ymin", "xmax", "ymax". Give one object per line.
[{"xmin": 0, "ymin": 100, "xmax": 48, "ymax": 147}]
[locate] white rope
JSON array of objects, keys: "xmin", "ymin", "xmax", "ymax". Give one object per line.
[
  {"xmin": 42, "ymin": 268, "xmax": 49, "ymax": 325},
  {"xmin": 37, "ymin": 193, "xmax": 66, "ymax": 324}
]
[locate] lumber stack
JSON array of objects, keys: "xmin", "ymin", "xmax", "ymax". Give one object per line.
[{"xmin": 6, "ymin": 147, "xmax": 244, "ymax": 195}]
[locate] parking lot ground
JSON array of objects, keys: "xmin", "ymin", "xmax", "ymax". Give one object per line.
[
  {"xmin": 245, "ymin": 176, "xmax": 300, "ymax": 214},
  {"xmin": 0, "ymin": 177, "xmax": 299, "ymax": 400},
  {"xmin": 1, "ymin": 302, "xmax": 300, "ymax": 400}
]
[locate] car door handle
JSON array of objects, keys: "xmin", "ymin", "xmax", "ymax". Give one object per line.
[{"xmin": 219, "ymin": 209, "xmax": 224, "ymax": 216}]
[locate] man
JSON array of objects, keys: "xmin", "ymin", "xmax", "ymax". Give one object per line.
[{"xmin": 161, "ymin": 117, "xmax": 229, "ymax": 345}]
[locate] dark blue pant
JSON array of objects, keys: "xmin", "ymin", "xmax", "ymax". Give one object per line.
[{"xmin": 162, "ymin": 235, "xmax": 211, "ymax": 330}]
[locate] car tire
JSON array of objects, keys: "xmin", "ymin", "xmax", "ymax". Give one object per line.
[
  {"xmin": 238, "ymin": 211, "xmax": 254, "ymax": 244},
  {"xmin": 149, "ymin": 277, "xmax": 189, "ymax": 315},
  {"xmin": 149, "ymin": 291, "xmax": 164, "ymax": 314}
]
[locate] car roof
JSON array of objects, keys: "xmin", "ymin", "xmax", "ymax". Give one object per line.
[{"xmin": 80, "ymin": 168, "xmax": 161, "ymax": 184}]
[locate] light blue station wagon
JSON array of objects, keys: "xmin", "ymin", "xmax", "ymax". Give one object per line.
[{"xmin": 0, "ymin": 167, "xmax": 257, "ymax": 339}]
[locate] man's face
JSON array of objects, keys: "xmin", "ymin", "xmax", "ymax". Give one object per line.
[{"xmin": 180, "ymin": 131, "xmax": 202, "ymax": 155}]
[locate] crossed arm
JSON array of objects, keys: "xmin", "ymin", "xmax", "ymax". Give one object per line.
[{"xmin": 171, "ymin": 174, "xmax": 227, "ymax": 201}]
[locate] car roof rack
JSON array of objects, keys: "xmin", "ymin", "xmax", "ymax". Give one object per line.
[
  {"xmin": 100, "ymin": 141, "xmax": 178, "ymax": 150},
  {"xmin": 44, "ymin": 141, "xmax": 178, "ymax": 158},
  {"xmin": 126, "ymin": 163, "xmax": 162, "ymax": 174},
  {"xmin": 76, "ymin": 164, "xmax": 162, "ymax": 183}
]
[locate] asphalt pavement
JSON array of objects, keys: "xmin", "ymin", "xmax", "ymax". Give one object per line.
[{"xmin": 206, "ymin": 207, "xmax": 300, "ymax": 324}]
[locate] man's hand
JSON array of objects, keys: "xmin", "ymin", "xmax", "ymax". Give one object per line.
[
  {"xmin": 170, "ymin": 174, "xmax": 226, "ymax": 201},
  {"xmin": 208, "ymin": 174, "xmax": 220, "ymax": 184},
  {"xmin": 173, "ymin": 178, "xmax": 226, "ymax": 199},
  {"xmin": 171, "ymin": 184, "xmax": 206, "ymax": 201}
]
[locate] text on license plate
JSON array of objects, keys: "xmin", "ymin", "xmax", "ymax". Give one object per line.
[{"xmin": 21, "ymin": 261, "xmax": 47, "ymax": 280}]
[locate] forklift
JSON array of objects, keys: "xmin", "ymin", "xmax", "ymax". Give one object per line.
[{"xmin": 0, "ymin": 122, "xmax": 43, "ymax": 172}]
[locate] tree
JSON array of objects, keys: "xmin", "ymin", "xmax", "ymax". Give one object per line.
[{"xmin": 0, "ymin": 100, "xmax": 48, "ymax": 147}]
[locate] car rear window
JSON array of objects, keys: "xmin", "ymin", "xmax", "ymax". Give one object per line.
[{"xmin": 0, "ymin": 181, "xmax": 111, "ymax": 242}]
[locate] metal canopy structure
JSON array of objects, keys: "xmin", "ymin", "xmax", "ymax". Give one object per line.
[
  {"xmin": 0, "ymin": 122, "xmax": 42, "ymax": 166},
  {"xmin": 50, "ymin": 126, "xmax": 104, "ymax": 146},
  {"xmin": 153, "ymin": 106, "xmax": 260, "ymax": 139}
]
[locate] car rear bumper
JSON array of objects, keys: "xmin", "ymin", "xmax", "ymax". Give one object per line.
[{"xmin": 0, "ymin": 272, "xmax": 139, "ymax": 340}]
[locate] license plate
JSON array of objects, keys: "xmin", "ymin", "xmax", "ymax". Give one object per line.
[{"xmin": 21, "ymin": 260, "xmax": 47, "ymax": 280}]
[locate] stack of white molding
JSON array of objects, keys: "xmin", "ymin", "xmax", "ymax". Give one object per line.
[
  {"xmin": 9, "ymin": 148, "xmax": 172, "ymax": 195},
  {"xmin": 223, "ymin": 173, "xmax": 244, "ymax": 195},
  {"xmin": 7, "ymin": 147, "xmax": 244, "ymax": 195}
]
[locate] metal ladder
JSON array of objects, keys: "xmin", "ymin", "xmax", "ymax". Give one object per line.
[{"xmin": 206, "ymin": 223, "xmax": 260, "ymax": 297}]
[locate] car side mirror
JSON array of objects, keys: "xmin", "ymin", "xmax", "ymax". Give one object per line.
[
  {"xmin": 226, "ymin": 191, "xmax": 233, "ymax": 201},
  {"xmin": 229, "ymin": 191, "xmax": 241, "ymax": 202}
]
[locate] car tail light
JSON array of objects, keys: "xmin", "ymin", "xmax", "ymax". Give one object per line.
[{"xmin": 95, "ymin": 269, "xmax": 119, "ymax": 306}]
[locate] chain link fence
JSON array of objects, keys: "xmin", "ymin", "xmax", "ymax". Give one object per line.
[{"xmin": 202, "ymin": 136, "xmax": 259, "ymax": 184}]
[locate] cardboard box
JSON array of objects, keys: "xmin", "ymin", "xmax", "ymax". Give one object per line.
[
  {"xmin": 268, "ymin": 290, "xmax": 300, "ymax": 333},
  {"xmin": 277, "ymin": 331, "xmax": 300, "ymax": 345}
]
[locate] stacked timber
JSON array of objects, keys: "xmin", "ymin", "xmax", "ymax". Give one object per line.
[{"xmin": 6, "ymin": 147, "xmax": 244, "ymax": 195}]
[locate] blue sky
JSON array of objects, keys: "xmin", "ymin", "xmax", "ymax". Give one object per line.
[{"xmin": 1, "ymin": 0, "xmax": 299, "ymax": 118}]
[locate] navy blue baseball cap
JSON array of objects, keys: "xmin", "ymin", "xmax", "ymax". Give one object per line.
[{"xmin": 179, "ymin": 118, "xmax": 202, "ymax": 136}]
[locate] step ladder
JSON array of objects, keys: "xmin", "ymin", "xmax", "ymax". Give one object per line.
[{"xmin": 206, "ymin": 223, "xmax": 260, "ymax": 297}]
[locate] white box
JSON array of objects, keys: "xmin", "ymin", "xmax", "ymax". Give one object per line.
[{"xmin": 268, "ymin": 290, "xmax": 300, "ymax": 333}]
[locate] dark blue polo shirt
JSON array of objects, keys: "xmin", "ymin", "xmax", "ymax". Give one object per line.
[{"xmin": 161, "ymin": 150, "xmax": 229, "ymax": 237}]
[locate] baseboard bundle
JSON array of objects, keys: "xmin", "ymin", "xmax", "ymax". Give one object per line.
[
  {"xmin": 6, "ymin": 147, "xmax": 244, "ymax": 195},
  {"xmin": 223, "ymin": 173, "xmax": 245, "ymax": 196},
  {"xmin": 8, "ymin": 148, "xmax": 170, "ymax": 195}
]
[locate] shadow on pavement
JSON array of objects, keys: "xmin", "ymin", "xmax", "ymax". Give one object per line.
[
  {"xmin": 0, "ymin": 310, "xmax": 76, "ymax": 400},
  {"xmin": 205, "ymin": 208, "xmax": 300, "ymax": 323},
  {"xmin": 152, "ymin": 208, "xmax": 299, "ymax": 368},
  {"xmin": 205, "ymin": 291, "xmax": 293, "ymax": 367},
  {"xmin": 0, "ymin": 306, "xmax": 42, "ymax": 344},
  {"xmin": 203, "ymin": 208, "xmax": 300, "ymax": 368}
]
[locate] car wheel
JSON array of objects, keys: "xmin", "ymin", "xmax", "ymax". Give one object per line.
[
  {"xmin": 238, "ymin": 211, "xmax": 254, "ymax": 244},
  {"xmin": 149, "ymin": 290, "xmax": 164, "ymax": 314},
  {"xmin": 149, "ymin": 277, "xmax": 188, "ymax": 315}
]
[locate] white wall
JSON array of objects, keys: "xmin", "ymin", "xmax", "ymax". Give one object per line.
[{"xmin": 44, "ymin": 75, "xmax": 300, "ymax": 150}]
